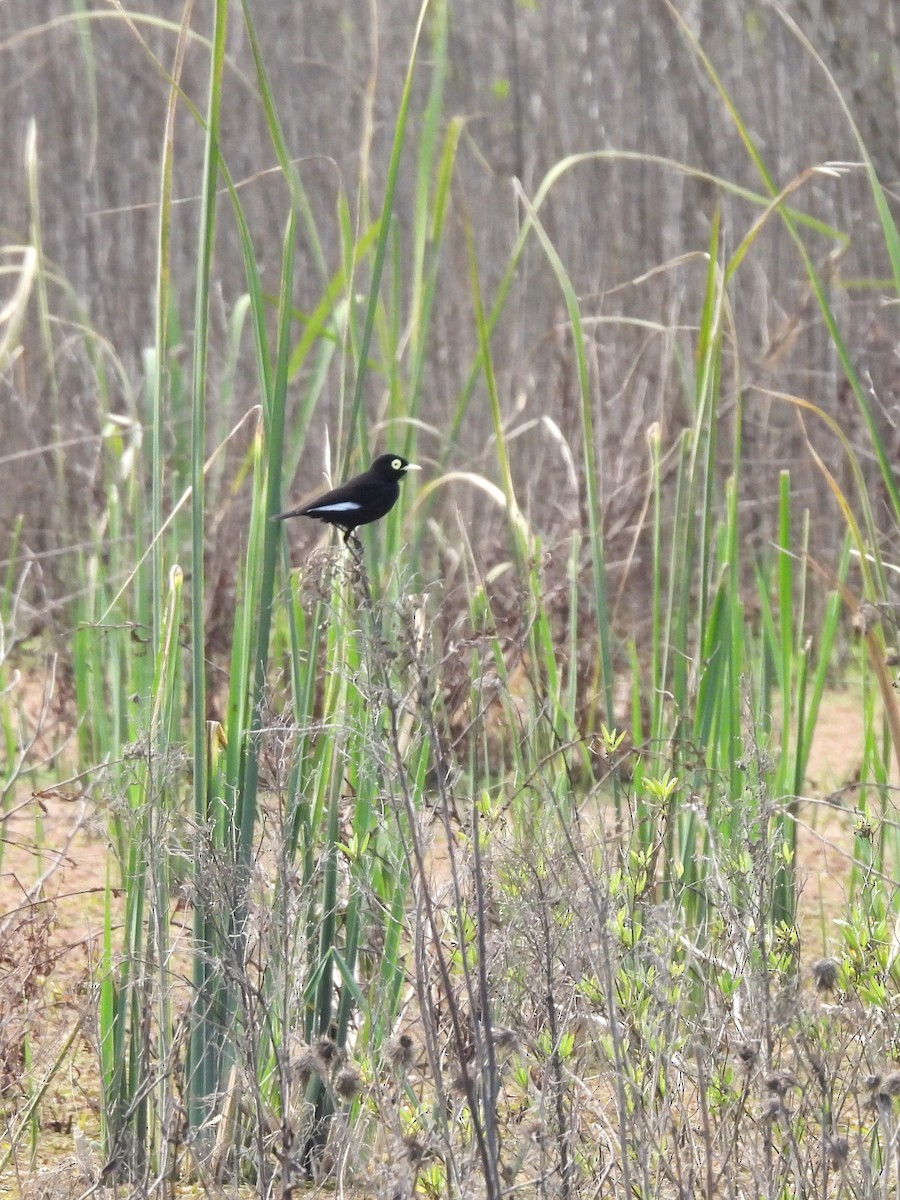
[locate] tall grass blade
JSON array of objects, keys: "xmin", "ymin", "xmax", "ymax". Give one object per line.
[{"xmin": 187, "ymin": 0, "xmax": 228, "ymax": 1137}]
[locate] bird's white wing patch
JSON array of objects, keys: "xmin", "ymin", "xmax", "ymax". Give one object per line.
[{"xmin": 311, "ymin": 501, "xmax": 362, "ymax": 513}]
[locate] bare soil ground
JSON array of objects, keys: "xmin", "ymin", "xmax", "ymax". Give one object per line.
[{"xmin": 794, "ymin": 689, "xmax": 868, "ymax": 929}]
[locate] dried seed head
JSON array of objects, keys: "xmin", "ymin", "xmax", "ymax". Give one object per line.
[
  {"xmin": 764, "ymin": 1071, "xmax": 796, "ymax": 1097},
  {"xmin": 863, "ymin": 1073, "xmax": 882, "ymax": 1092},
  {"xmin": 828, "ymin": 1135, "xmax": 849, "ymax": 1169},
  {"xmin": 293, "ymin": 1049, "xmax": 326, "ymax": 1083},
  {"xmin": 387, "ymin": 1033, "xmax": 416, "ymax": 1070},
  {"xmin": 811, "ymin": 958, "xmax": 839, "ymax": 992},
  {"xmin": 873, "ymin": 1091, "xmax": 893, "ymax": 1115},
  {"xmin": 402, "ymin": 1136, "xmax": 425, "ymax": 1165},
  {"xmin": 335, "ymin": 1066, "xmax": 363, "ymax": 1100},
  {"xmin": 491, "ymin": 1027, "xmax": 521, "ymax": 1052},
  {"xmin": 881, "ymin": 1071, "xmax": 900, "ymax": 1098},
  {"xmin": 314, "ymin": 1037, "xmax": 341, "ymax": 1068},
  {"xmin": 737, "ymin": 1041, "xmax": 758, "ymax": 1067}
]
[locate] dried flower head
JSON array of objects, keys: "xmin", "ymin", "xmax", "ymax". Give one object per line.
[
  {"xmin": 737, "ymin": 1041, "xmax": 758, "ymax": 1067},
  {"xmin": 335, "ymin": 1066, "xmax": 363, "ymax": 1101},
  {"xmin": 402, "ymin": 1135, "xmax": 425, "ymax": 1165},
  {"xmin": 827, "ymin": 1135, "xmax": 849, "ymax": 1169},
  {"xmin": 764, "ymin": 1071, "xmax": 796, "ymax": 1097},
  {"xmin": 491, "ymin": 1027, "xmax": 521, "ymax": 1052},
  {"xmin": 387, "ymin": 1033, "xmax": 416, "ymax": 1071},
  {"xmin": 872, "ymin": 1091, "xmax": 893, "ymax": 1116},
  {"xmin": 314, "ymin": 1037, "xmax": 341, "ymax": 1068},
  {"xmin": 811, "ymin": 958, "xmax": 839, "ymax": 993},
  {"xmin": 293, "ymin": 1049, "xmax": 326, "ymax": 1084}
]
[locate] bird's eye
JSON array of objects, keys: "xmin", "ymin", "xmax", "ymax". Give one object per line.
[{"xmin": 392, "ymin": 458, "xmax": 402, "ymax": 470}]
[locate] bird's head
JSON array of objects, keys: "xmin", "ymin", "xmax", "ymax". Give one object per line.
[{"xmin": 371, "ymin": 453, "xmax": 421, "ymax": 479}]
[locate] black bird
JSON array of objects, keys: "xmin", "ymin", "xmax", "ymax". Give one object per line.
[{"xmin": 272, "ymin": 453, "xmax": 421, "ymax": 543}]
